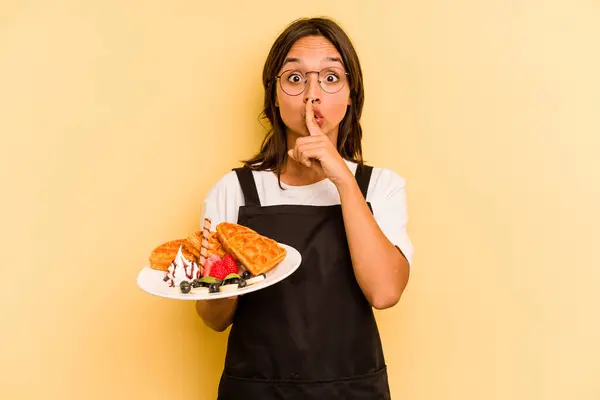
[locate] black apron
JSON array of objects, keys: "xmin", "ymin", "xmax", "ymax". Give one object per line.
[{"xmin": 217, "ymin": 164, "xmax": 391, "ymax": 400}]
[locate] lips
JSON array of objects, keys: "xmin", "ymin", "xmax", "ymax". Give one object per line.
[
  {"xmin": 312, "ymin": 108, "xmax": 325, "ymax": 127},
  {"xmin": 301, "ymin": 107, "xmax": 325, "ymax": 128}
]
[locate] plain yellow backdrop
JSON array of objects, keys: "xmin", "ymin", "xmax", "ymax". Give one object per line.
[{"xmin": 2, "ymin": 1, "xmax": 599, "ymax": 399}]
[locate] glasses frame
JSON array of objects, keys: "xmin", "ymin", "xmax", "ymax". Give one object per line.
[{"xmin": 274, "ymin": 67, "xmax": 350, "ymax": 96}]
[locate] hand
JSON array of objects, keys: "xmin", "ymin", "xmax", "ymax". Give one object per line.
[{"xmin": 287, "ymin": 99, "xmax": 354, "ymax": 188}]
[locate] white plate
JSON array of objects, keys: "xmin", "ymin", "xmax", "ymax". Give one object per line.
[{"xmin": 136, "ymin": 243, "xmax": 302, "ymax": 300}]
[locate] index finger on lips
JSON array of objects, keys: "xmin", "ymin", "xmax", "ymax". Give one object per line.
[{"xmin": 305, "ymin": 99, "xmax": 320, "ymax": 136}]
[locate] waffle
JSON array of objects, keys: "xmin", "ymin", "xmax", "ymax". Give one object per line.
[
  {"xmin": 188, "ymin": 230, "xmax": 228, "ymax": 259},
  {"xmin": 216, "ymin": 222, "xmax": 286, "ymax": 275},
  {"xmin": 149, "ymin": 239, "xmax": 196, "ymax": 271},
  {"xmin": 186, "ymin": 231, "xmax": 203, "ymax": 259},
  {"xmin": 209, "ymin": 231, "xmax": 228, "ymax": 258},
  {"xmin": 183, "ymin": 234, "xmax": 201, "ymax": 261}
]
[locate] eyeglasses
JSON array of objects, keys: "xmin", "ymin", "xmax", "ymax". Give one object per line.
[{"xmin": 275, "ymin": 67, "xmax": 349, "ymax": 96}]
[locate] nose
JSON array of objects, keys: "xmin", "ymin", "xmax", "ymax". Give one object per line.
[{"xmin": 303, "ymin": 72, "xmax": 322, "ymax": 104}]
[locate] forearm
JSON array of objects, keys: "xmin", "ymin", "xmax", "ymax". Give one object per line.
[
  {"xmin": 337, "ymin": 179, "xmax": 410, "ymax": 309},
  {"xmin": 195, "ymin": 297, "xmax": 238, "ymax": 332}
]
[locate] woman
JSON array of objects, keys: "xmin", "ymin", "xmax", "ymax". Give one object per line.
[{"xmin": 196, "ymin": 17, "xmax": 413, "ymax": 399}]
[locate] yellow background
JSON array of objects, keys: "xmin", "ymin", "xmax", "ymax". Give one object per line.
[{"xmin": 2, "ymin": 1, "xmax": 599, "ymax": 399}]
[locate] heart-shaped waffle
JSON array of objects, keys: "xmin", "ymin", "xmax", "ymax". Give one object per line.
[
  {"xmin": 184, "ymin": 232, "xmax": 201, "ymax": 260},
  {"xmin": 208, "ymin": 231, "xmax": 228, "ymax": 258},
  {"xmin": 187, "ymin": 230, "xmax": 228, "ymax": 258},
  {"xmin": 149, "ymin": 239, "xmax": 196, "ymax": 271},
  {"xmin": 216, "ymin": 222, "xmax": 286, "ymax": 275}
]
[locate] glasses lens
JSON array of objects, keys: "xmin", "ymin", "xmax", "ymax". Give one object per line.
[
  {"xmin": 319, "ymin": 67, "xmax": 347, "ymax": 94},
  {"xmin": 280, "ymin": 70, "xmax": 306, "ymax": 96}
]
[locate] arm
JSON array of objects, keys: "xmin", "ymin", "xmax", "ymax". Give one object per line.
[
  {"xmin": 337, "ymin": 179, "xmax": 410, "ymax": 310},
  {"xmin": 194, "ymin": 171, "xmax": 244, "ymax": 331},
  {"xmin": 289, "ymin": 99, "xmax": 411, "ymax": 310},
  {"xmin": 195, "ymin": 297, "xmax": 238, "ymax": 332}
]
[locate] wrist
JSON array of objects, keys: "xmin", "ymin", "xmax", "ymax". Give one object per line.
[{"xmin": 335, "ymin": 174, "xmax": 360, "ymax": 197}]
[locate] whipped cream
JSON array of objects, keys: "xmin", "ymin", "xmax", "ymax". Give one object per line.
[{"xmin": 163, "ymin": 245, "xmax": 201, "ymax": 287}]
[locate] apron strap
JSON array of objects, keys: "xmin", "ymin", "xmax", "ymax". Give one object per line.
[
  {"xmin": 233, "ymin": 167, "xmax": 261, "ymax": 207},
  {"xmin": 354, "ymin": 163, "xmax": 373, "ymax": 200}
]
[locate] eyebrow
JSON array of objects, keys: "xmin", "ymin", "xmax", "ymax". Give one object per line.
[
  {"xmin": 281, "ymin": 56, "xmax": 344, "ymax": 67},
  {"xmin": 324, "ymin": 56, "xmax": 344, "ymax": 65}
]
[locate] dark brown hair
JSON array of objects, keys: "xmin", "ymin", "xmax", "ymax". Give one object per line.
[{"xmin": 242, "ymin": 17, "xmax": 365, "ymax": 182}]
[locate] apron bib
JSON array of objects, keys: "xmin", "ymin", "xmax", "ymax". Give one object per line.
[{"xmin": 217, "ymin": 165, "xmax": 391, "ymax": 400}]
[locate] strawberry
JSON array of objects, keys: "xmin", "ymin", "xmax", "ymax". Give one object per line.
[
  {"xmin": 221, "ymin": 254, "xmax": 239, "ymax": 275},
  {"xmin": 208, "ymin": 259, "xmax": 229, "ymax": 280},
  {"xmin": 208, "ymin": 254, "xmax": 239, "ymax": 280}
]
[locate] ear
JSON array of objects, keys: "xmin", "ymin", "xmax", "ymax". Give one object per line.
[{"xmin": 347, "ymin": 96, "xmax": 351, "ymax": 106}]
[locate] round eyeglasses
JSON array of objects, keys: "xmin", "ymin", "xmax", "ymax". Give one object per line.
[{"xmin": 275, "ymin": 67, "xmax": 349, "ymax": 96}]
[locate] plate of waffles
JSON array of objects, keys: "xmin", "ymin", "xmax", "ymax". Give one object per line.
[{"xmin": 137, "ymin": 219, "xmax": 302, "ymax": 300}]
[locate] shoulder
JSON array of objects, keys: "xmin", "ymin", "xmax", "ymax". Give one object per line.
[
  {"xmin": 344, "ymin": 160, "xmax": 407, "ymax": 201},
  {"xmin": 350, "ymin": 162, "xmax": 413, "ymax": 264},
  {"xmin": 203, "ymin": 170, "xmax": 243, "ymax": 203},
  {"xmin": 207, "ymin": 169, "xmax": 242, "ymax": 194},
  {"xmin": 201, "ymin": 169, "xmax": 245, "ymax": 226},
  {"xmin": 368, "ymin": 165, "xmax": 407, "ymax": 201}
]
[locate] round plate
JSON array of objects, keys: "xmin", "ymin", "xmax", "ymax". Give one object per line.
[{"xmin": 136, "ymin": 243, "xmax": 302, "ymax": 300}]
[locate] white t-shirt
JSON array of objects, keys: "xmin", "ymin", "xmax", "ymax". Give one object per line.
[{"xmin": 201, "ymin": 160, "xmax": 414, "ymax": 266}]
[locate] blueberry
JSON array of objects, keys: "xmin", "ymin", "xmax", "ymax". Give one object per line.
[
  {"xmin": 224, "ymin": 278, "xmax": 240, "ymax": 285},
  {"xmin": 242, "ymin": 270, "xmax": 252, "ymax": 280},
  {"xmin": 209, "ymin": 283, "xmax": 220, "ymax": 293},
  {"xmin": 191, "ymin": 279, "xmax": 202, "ymax": 288},
  {"xmin": 179, "ymin": 281, "xmax": 191, "ymax": 294},
  {"xmin": 238, "ymin": 279, "xmax": 247, "ymax": 288}
]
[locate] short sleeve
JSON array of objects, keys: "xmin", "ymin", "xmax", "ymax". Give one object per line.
[
  {"xmin": 200, "ymin": 171, "xmax": 244, "ymax": 230},
  {"xmin": 368, "ymin": 169, "xmax": 414, "ymax": 266}
]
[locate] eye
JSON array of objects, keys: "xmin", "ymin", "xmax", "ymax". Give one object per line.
[
  {"xmin": 324, "ymin": 73, "xmax": 340, "ymax": 83},
  {"xmin": 287, "ymin": 73, "xmax": 304, "ymax": 84}
]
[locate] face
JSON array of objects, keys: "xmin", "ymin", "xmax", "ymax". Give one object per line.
[{"xmin": 275, "ymin": 36, "xmax": 351, "ymax": 138}]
